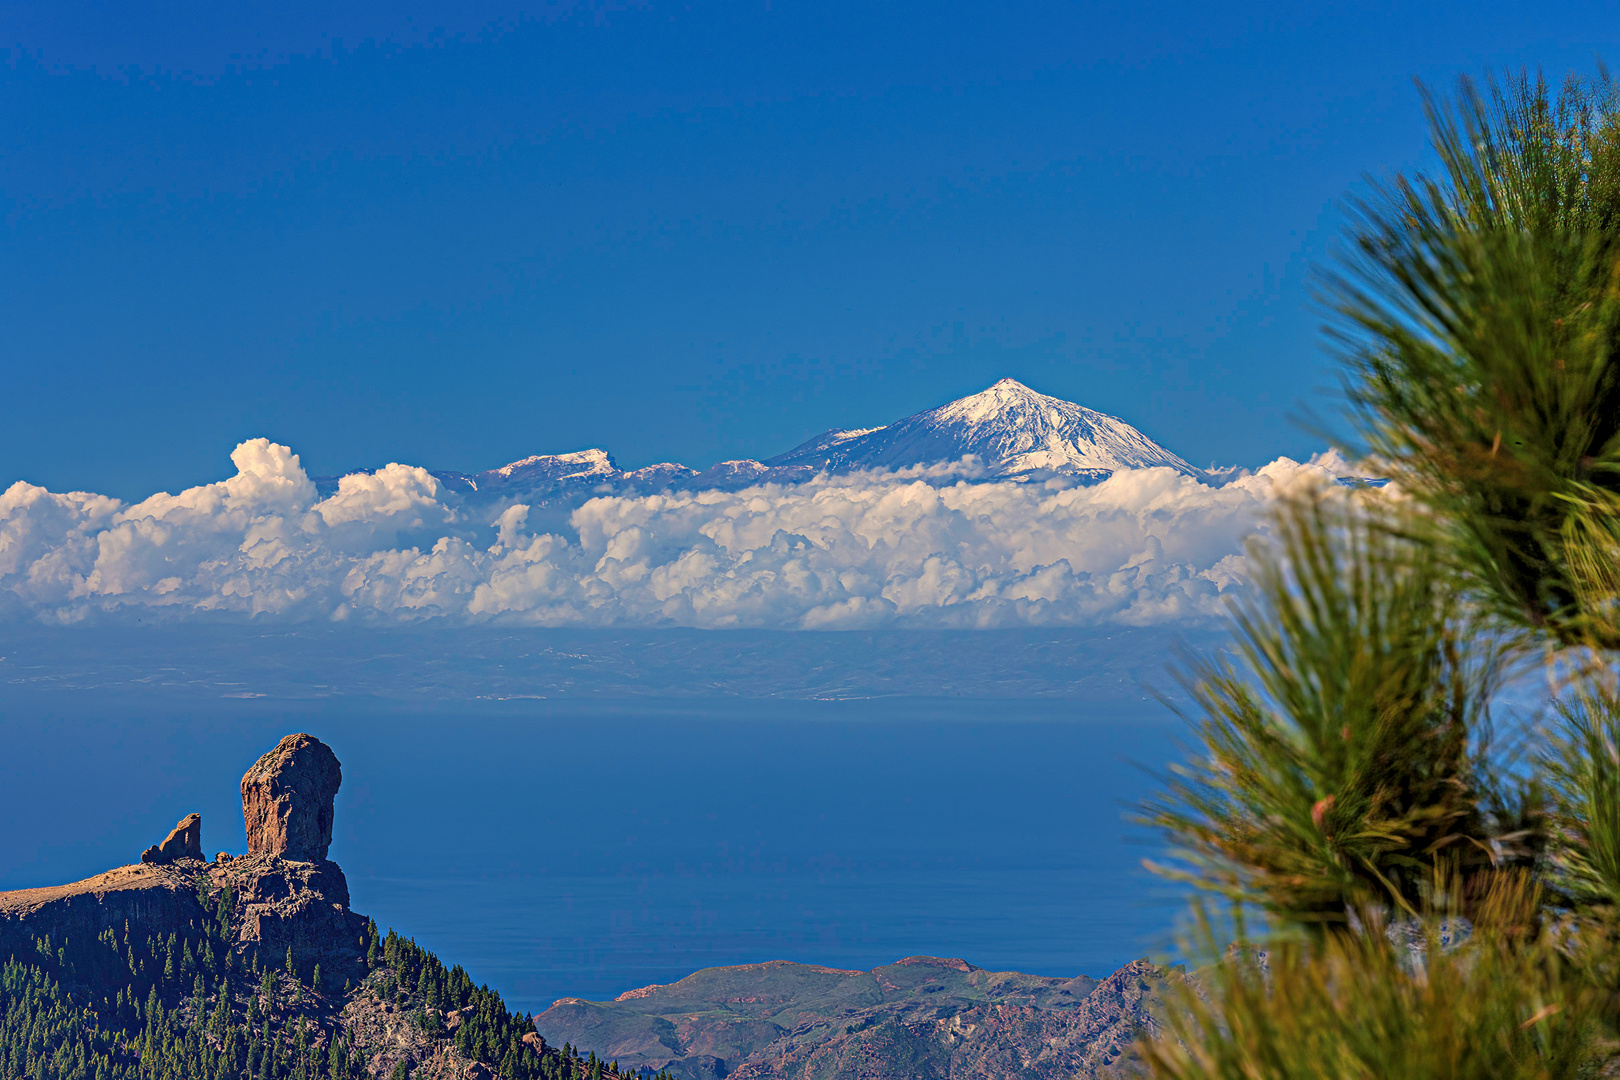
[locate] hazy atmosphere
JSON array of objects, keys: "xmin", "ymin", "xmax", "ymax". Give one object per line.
[
  {"xmin": 4, "ymin": 5, "xmax": 1618, "ymax": 1080},
  {"xmin": 5, "ymin": 1, "xmax": 1606, "ymax": 501}
]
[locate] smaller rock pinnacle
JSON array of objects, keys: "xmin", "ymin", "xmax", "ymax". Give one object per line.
[{"xmin": 140, "ymin": 813, "xmax": 202, "ymax": 864}]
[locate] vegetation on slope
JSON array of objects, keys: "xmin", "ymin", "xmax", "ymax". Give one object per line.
[{"xmin": 0, "ymin": 878, "xmax": 671, "ymax": 1080}]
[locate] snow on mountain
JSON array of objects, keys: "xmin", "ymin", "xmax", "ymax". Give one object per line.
[
  {"xmin": 478, "ymin": 448, "xmax": 618, "ymax": 488},
  {"xmin": 619, "ymin": 462, "xmax": 699, "ymax": 487},
  {"xmin": 772, "ymin": 426, "xmax": 884, "ymax": 463},
  {"xmin": 385, "ymin": 378, "xmax": 1202, "ymax": 506},
  {"xmin": 696, "ymin": 459, "xmax": 772, "ymax": 484},
  {"xmin": 686, "ymin": 459, "xmax": 818, "ymax": 490},
  {"xmin": 411, "ymin": 448, "xmax": 625, "ymax": 501},
  {"xmin": 767, "ymin": 378, "xmax": 1200, "ymax": 480}
]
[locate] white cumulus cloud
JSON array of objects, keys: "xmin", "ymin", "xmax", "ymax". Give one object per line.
[{"xmin": 0, "ymin": 439, "xmax": 1359, "ymax": 628}]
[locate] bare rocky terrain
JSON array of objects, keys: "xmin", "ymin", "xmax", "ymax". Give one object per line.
[{"xmin": 536, "ymin": 954, "xmax": 1180, "ymax": 1080}]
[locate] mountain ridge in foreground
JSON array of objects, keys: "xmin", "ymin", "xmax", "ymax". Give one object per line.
[
  {"xmin": 0, "ymin": 733, "xmax": 1174, "ymax": 1080},
  {"xmin": 0, "ymin": 733, "xmax": 622, "ymax": 1080}
]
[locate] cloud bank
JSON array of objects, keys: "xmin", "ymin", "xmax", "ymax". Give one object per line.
[{"xmin": 0, "ymin": 439, "xmax": 1357, "ymax": 629}]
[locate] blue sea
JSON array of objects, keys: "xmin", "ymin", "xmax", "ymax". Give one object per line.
[{"xmin": 0, "ymin": 629, "xmax": 1199, "ymax": 1016}]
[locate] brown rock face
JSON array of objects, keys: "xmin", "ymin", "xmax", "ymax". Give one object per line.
[
  {"xmin": 140, "ymin": 813, "xmax": 202, "ymax": 864},
  {"xmin": 241, "ymin": 733, "xmax": 342, "ymax": 861},
  {"xmin": 218, "ymin": 852, "xmax": 367, "ymax": 972},
  {"xmin": 0, "ymin": 732, "xmax": 368, "ymax": 993},
  {"xmin": 0, "ymin": 864, "xmax": 213, "ymax": 968}
]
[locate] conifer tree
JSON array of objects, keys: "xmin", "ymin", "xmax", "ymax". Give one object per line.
[{"xmin": 1142, "ymin": 68, "xmax": 1620, "ymax": 1079}]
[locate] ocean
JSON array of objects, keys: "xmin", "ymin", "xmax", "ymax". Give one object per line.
[{"xmin": 0, "ymin": 693, "xmax": 1187, "ymax": 1016}]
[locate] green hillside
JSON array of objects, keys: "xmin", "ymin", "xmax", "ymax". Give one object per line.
[{"xmin": 0, "ymin": 893, "xmax": 668, "ymax": 1080}]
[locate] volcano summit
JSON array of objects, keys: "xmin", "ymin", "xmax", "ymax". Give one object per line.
[
  {"xmin": 402, "ymin": 378, "xmax": 1203, "ymax": 505},
  {"xmin": 766, "ymin": 378, "xmax": 1199, "ymax": 482}
]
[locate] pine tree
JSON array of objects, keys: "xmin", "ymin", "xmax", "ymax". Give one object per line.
[{"xmin": 1140, "ymin": 68, "xmax": 1620, "ymax": 1080}]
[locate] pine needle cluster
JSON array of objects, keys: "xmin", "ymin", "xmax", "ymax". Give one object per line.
[
  {"xmin": 1331, "ymin": 69, "xmax": 1620, "ymax": 648},
  {"xmin": 1141, "ymin": 66, "xmax": 1620, "ymax": 1079}
]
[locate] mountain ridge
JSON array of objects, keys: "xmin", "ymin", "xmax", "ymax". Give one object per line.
[
  {"xmin": 533, "ymin": 952, "xmax": 1174, "ymax": 1080},
  {"xmin": 318, "ymin": 379, "xmax": 1205, "ymax": 504}
]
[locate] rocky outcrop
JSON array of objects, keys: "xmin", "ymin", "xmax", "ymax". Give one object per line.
[
  {"xmin": 141, "ymin": 812, "xmax": 202, "ymax": 864},
  {"xmin": 923, "ymin": 958, "xmax": 1170, "ymax": 1080},
  {"xmin": 0, "ymin": 732, "xmax": 365, "ymax": 984},
  {"xmin": 0, "ymin": 731, "xmax": 575, "ymax": 1080},
  {"xmin": 220, "ymin": 852, "xmax": 368, "ymax": 974},
  {"xmin": 241, "ymin": 733, "xmax": 342, "ymax": 861},
  {"xmin": 231, "ymin": 735, "xmax": 365, "ymax": 973},
  {"xmin": 535, "ymin": 954, "xmax": 1176, "ymax": 1080}
]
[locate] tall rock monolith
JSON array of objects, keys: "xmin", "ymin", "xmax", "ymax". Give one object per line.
[{"xmin": 240, "ymin": 733, "xmax": 341, "ymax": 861}]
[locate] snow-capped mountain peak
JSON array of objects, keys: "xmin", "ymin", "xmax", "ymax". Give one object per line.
[
  {"xmin": 480, "ymin": 447, "xmax": 617, "ymax": 486},
  {"xmin": 398, "ymin": 377, "xmax": 1201, "ymax": 507},
  {"xmin": 767, "ymin": 378, "xmax": 1199, "ymax": 479}
]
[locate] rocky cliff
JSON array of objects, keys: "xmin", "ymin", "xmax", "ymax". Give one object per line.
[
  {"xmin": 0, "ymin": 733, "xmax": 604, "ymax": 1080},
  {"xmin": 0, "ymin": 732, "xmax": 367, "ymax": 982},
  {"xmin": 141, "ymin": 813, "xmax": 202, "ymax": 864},
  {"xmin": 535, "ymin": 954, "xmax": 1182, "ymax": 1080}
]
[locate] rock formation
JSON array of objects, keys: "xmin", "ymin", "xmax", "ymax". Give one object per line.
[
  {"xmin": 0, "ymin": 731, "xmax": 569, "ymax": 1080},
  {"xmin": 0, "ymin": 732, "xmax": 365, "ymax": 980},
  {"xmin": 241, "ymin": 732, "xmax": 342, "ymax": 861},
  {"xmin": 228, "ymin": 734, "xmax": 365, "ymax": 972},
  {"xmin": 0, "ymin": 728, "xmax": 1167, "ymax": 1080},
  {"xmin": 221, "ymin": 852, "xmax": 366, "ymax": 972},
  {"xmin": 141, "ymin": 812, "xmax": 202, "ymax": 864}
]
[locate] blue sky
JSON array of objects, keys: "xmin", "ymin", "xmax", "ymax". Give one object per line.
[{"xmin": 2, "ymin": 0, "xmax": 1614, "ymax": 500}]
